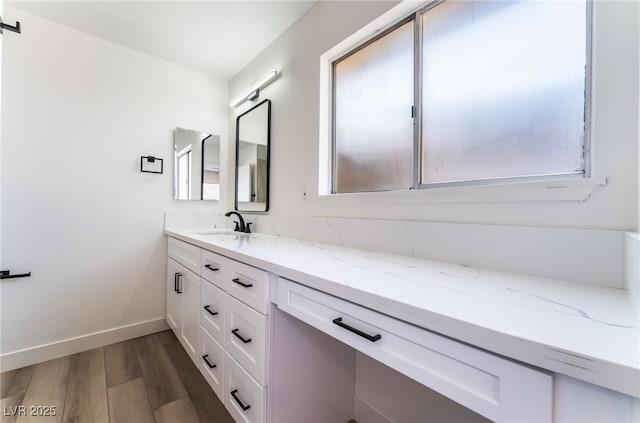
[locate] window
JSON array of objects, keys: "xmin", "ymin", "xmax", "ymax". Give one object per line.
[
  {"xmin": 334, "ymin": 19, "xmax": 415, "ymax": 193},
  {"xmin": 331, "ymin": 0, "xmax": 590, "ymax": 194}
]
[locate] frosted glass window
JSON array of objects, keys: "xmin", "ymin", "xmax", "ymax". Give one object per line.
[
  {"xmin": 420, "ymin": 0, "xmax": 587, "ymax": 184},
  {"xmin": 333, "ymin": 20, "xmax": 414, "ymax": 193}
]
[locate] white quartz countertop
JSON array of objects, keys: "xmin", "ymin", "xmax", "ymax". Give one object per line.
[{"xmin": 165, "ymin": 228, "xmax": 639, "ymax": 397}]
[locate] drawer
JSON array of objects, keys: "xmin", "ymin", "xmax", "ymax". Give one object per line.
[
  {"xmin": 226, "ymin": 259, "xmax": 269, "ymax": 314},
  {"xmin": 168, "ymin": 237, "xmax": 201, "ymax": 275},
  {"xmin": 277, "ymin": 278, "xmax": 552, "ymax": 423},
  {"xmin": 225, "ymin": 295, "xmax": 268, "ymax": 386},
  {"xmin": 201, "ymin": 250, "xmax": 227, "ymax": 289},
  {"xmin": 201, "ymin": 279, "xmax": 225, "ymax": 346},
  {"xmin": 199, "ymin": 326, "xmax": 225, "ymax": 403},
  {"xmin": 224, "ymin": 352, "xmax": 266, "ymax": 423}
]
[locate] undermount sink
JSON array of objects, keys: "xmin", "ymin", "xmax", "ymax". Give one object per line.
[{"xmin": 191, "ymin": 229, "xmax": 238, "ymax": 236}]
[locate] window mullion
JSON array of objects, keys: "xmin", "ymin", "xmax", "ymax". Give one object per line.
[
  {"xmin": 331, "ymin": 61, "xmax": 337, "ymax": 194},
  {"xmin": 412, "ymin": 10, "xmax": 423, "ymax": 190}
]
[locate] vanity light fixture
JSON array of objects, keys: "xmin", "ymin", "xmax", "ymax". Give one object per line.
[{"xmin": 229, "ymin": 69, "xmax": 279, "ymax": 108}]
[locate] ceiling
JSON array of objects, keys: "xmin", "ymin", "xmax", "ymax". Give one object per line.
[{"xmin": 7, "ymin": 1, "xmax": 315, "ymax": 79}]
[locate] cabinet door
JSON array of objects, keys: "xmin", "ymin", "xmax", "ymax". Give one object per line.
[
  {"xmin": 180, "ymin": 268, "xmax": 201, "ymax": 365},
  {"xmin": 166, "ymin": 258, "xmax": 182, "ymax": 333}
]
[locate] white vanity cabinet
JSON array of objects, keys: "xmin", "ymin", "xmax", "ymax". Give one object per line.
[
  {"xmin": 167, "ymin": 236, "xmax": 271, "ymax": 423},
  {"xmin": 165, "ymin": 232, "xmax": 638, "ymax": 423}
]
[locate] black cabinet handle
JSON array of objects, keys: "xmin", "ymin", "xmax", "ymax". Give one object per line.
[
  {"xmin": 0, "ymin": 270, "xmax": 31, "ymax": 280},
  {"xmin": 0, "ymin": 20, "xmax": 21, "ymax": 34},
  {"xmin": 203, "ymin": 305, "xmax": 218, "ymax": 316},
  {"xmin": 231, "ymin": 278, "xmax": 253, "ymax": 288},
  {"xmin": 204, "ymin": 264, "xmax": 219, "ymax": 272},
  {"xmin": 332, "ymin": 317, "xmax": 381, "ymax": 342},
  {"xmin": 174, "ymin": 272, "xmax": 180, "ymax": 293},
  {"xmin": 174, "ymin": 272, "xmax": 182, "ymax": 294},
  {"xmin": 230, "ymin": 389, "xmax": 251, "ymax": 411},
  {"xmin": 202, "ymin": 354, "xmax": 217, "ymax": 369},
  {"xmin": 231, "ymin": 328, "xmax": 252, "ymax": 344}
]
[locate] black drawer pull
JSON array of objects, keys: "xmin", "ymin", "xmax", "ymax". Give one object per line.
[
  {"xmin": 203, "ymin": 305, "xmax": 218, "ymax": 316},
  {"xmin": 204, "ymin": 264, "xmax": 219, "ymax": 272},
  {"xmin": 230, "ymin": 389, "xmax": 251, "ymax": 411},
  {"xmin": 0, "ymin": 20, "xmax": 21, "ymax": 34},
  {"xmin": 174, "ymin": 272, "xmax": 182, "ymax": 293},
  {"xmin": 332, "ymin": 317, "xmax": 381, "ymax": 342},
  {"xmin": 231, "ymin": 278, "xmax": 253, "ymax": 288},
  {"xmin": 0, "ymin": 270, "xmax": 31, "ymax": 280},
  {"xmin": 231, "ymin": 328, "xmax": 252, "ymax": 344},
  {"xmin": 202, "ymin": 354, "xmax": 217, "ymax": 369}
]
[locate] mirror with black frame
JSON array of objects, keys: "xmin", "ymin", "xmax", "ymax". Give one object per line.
[
  {"xmin": 235, "ymin": 99, "xmax": 270, "ymax": 212},
  {"xmin": 174, "ymin": 127, "xmax": 220, "ymax": 201}
]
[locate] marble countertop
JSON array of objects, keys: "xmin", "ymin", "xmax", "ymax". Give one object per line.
[{"xmin": 165, "ymin": 228, "xmax": 639, "ymax": 398}]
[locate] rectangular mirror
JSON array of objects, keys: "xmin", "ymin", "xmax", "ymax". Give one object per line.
[
  {"xmin": 174, "ymin": 127, "xmax": 220, "ymax": 201},
  {"xmin": 235, "ymin": 99, "xmax": 270, "ymax": 212}
]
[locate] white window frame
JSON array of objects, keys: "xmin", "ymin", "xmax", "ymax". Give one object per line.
[{"xmin": 318, "ymin": 0, "xmax": 606, "ymax": 204}]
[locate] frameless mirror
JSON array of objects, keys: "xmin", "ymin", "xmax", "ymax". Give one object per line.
[
  {"xmin": 174, "ymin": 127, "xmax": 220, "ymax": 201},
  {"xmin": 235, "ymin": 99, "xmax": 270, "ymax": 212}
]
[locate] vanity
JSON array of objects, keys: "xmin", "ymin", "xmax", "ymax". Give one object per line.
[
  {"xmin": 164, "ymin": 226, "xmax": 639, "ymax": 423},
  {"xmin": 168, "ymin": 79, "xmax": 637, "ymax": 423}
]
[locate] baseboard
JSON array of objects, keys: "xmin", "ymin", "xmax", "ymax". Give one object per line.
[
  {"xmin": 353, "ymin": 397, "xmax": 389, "ymax": 423},
  {"xmin": 0, "ymin": 317, "xmax": 169, "ymax": 372}
]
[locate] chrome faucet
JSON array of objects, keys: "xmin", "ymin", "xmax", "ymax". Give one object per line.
[{"xmin": 224, "ymin": 211, "xmax": 251, "ymax": 233}]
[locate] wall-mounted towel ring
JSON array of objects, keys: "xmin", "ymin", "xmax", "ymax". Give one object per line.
[
  {"xmin": 141, "ymin": 156, "xmax": 164, "ymax": 174},
  {"xmin": 0, "ymin": 16, "xmax": 21, "ymax": 34}
]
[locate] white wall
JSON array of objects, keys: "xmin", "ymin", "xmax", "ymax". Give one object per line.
[
  {"xmin": 229, "ymin": 0, "xmax": 639, "ymax": 232},
  {"xmin": 0, "ymin": 8, "xmax": 227, "ymax": 368}
]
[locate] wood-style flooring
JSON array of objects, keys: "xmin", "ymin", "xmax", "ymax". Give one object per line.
[{"xmin": 0, "ymin": 330, "xmax": 235, "ymax": 423}]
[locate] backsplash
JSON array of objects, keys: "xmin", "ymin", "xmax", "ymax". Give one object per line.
[
  {"xmin": 165, "ymin": 211, "xmax": 630, "ymax": 289},
  {"xmin": 625, "ymin": 233, "xmax": 640, "ymax": 322}
]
